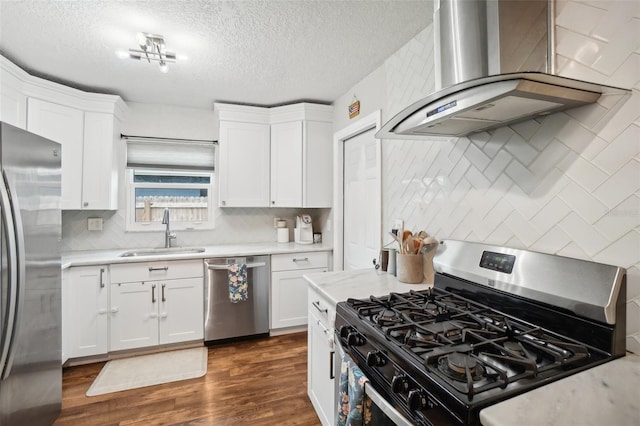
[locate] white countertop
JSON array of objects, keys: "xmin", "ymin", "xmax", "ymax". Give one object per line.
[
  {"xmin": 303, "ymin": 268, "xmax": 432, "ymax": 306},
  {"xmin": 480, "ymin": 353, "xmax": 640, "ymax": 426},
  {"xmin": 62, "ymin": 242, "xmax": 333, "ymax": 269},
  {"xmin": 303, "ymin": 269, "xmax": 640, "ymax": 426}
]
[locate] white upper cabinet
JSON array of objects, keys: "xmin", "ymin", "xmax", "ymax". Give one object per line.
[
  {"xmin": 303, "ymin": 120, "xmax": 333, "ymax": 207},
  {"xmin": 27, "ymin": 98, "xmax": 85, "ymax": 209},
  {"xmin": 82, "ymin": 112, "xmax": 120, "ymax": 209},
  {"xmin": 1, "ymin": 55, "xmax": 127, "ymax": 210},
  {"xmin": 270, "ymin": 120, "xmax": 303, "ymax": 207},
  {"xmin": 215, "ymin": 102, "xmax": 333, "ymax": 208},
  {"xmin": 0, "ymin": 63, "xmax": 27, "ymax": 129},
  {"xmin": 218, "ymin": 119, "xmax": 271, "ymax": 207}
]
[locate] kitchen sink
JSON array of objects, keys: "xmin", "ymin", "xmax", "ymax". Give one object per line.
[{"xmin": 119, "ymin": 247, "xmax": 206, "ymax": 257}]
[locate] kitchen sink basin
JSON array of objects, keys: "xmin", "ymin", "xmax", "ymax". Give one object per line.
[{"xmin": 119, "ymin": 247, "xmax": 206, "ymax": 257}]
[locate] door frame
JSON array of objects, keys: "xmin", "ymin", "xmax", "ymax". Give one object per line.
[{"xmin": 332, "ymin": 110, "xmax": 382, "ymax": 271}]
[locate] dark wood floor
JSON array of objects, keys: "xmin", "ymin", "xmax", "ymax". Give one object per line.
[{"xmin": 54, "ymin": 332, "xmax": 322, "ymax": 425}]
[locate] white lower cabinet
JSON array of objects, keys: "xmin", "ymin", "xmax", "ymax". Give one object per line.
[
  {"xmin": 307, "ymin": 285, "xmax": 336, "ymax": 426},
  {"xmin": 65, "ymin": 266, "xmax": 109, "ymax": 359},
  {"xmin": 62, "ymin": 269, "xmax": 68, "ymax": 364},
  {"xmin": 109, "ymin": 260, "xmax": 204, "ymax": 352},
  {"xmin": 271, "ymin": 251, "xmax": 329, "ymax": 331}
]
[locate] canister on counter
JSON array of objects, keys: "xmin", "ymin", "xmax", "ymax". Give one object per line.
[{"xmin": 387, "ymin": 248, "xmax": 397, "ymax": 275}]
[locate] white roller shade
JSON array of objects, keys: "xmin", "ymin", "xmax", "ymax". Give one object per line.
[{"xmin": 125, "ymin": 136, "xmax": 216, "ymax": 171}]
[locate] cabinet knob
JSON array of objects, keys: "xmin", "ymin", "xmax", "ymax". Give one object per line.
[
  {"xmin": 272, "ymin": 201, "xmax": 275, "ymax": 204},
  {"xmin": 221, "ymin": 200, "xmax": 226, "ymax": 206},
  {"xmin": 83, "ymin": 202, "xmax": 89, "ymax": 207},
  {"xmin": 160, "ymin": 312, "xmax": 168, "ymax": 318},
  {"xmin": 98, "ymin": 309, "xmax": 108, "ymax": 315},
  {"xmin": 149, "ymin": 312, "xmax": 158, "ymax": 318},
  {"xmin": 110, "ymin": 307, "xmax": 119, "ymax": 314}
]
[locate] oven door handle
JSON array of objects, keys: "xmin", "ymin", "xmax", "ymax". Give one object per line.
[{"xmin": 364, "ymin": 382, "xmax": 414, "ymax": 426}]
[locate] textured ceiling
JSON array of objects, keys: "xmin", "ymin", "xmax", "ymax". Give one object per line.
[{"xmin": 0, "ymin": 0, "xmax": 432, "ymax": 109}]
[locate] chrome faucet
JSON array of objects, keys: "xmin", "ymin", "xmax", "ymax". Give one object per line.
[{"xmin": 161, "ymin": 208, "xmax": 177, "ymax": 248}]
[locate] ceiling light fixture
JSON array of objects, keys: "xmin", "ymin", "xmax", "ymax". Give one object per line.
[{"xmin": 119, "ymin": 32, "xmax": 177, "ymax": 73}]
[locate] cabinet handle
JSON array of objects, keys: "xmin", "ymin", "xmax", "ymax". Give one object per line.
[
  {"xmin": 110, "ymin": 307, "xmax": 118, "ymax": 314},
  {"xmin": 149, "ymin": 266, "xmax": 169, "ymax": 272},
  {"xmin": 149, "ymin": 312, "xmax": 158, "ymax": 319},
  {"xmin": 312, "ymin": 300, "xmax": 327, "ymax": 314},
  {"xmin": 98, "ymin": 309, "xmax": 107, "ymax": 315},
  {"xmin": 152, "ymin": 284, "xmax": 156, "ymax": 303},
  {"xmin": 161, "ymin": 283, "xmax": 166, "ymax": 302},
  {"xmin": 330, "ymin": 350, "xmax": 335, "ymax": 380},
  {"xmin": 99, "ymin": 268, "xmax": 105, "ymax": 288},
  {"xmin": 160, "ymin": 312, "xmax": 168, "ymax": 318},
  {"xmin": 293, "ymin": 257, "xmax": 309, "ymax": 263}
]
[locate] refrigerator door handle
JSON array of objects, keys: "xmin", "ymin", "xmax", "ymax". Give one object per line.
[{"xmin": 0, "ymin": 171, "xmax": 22, "ymax": 379}]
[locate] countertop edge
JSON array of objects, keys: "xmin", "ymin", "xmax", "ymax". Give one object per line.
[{"xmin": 62, "ymin": 242, "xmax": 333, "ymax": 269}]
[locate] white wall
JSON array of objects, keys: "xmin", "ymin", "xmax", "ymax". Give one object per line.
[
  {"xmin": 62, "ymin": 102, "xmax": 330, "ymax": 250},
  {"xmin": 123, "ymin": 102, "xmax": 218, "ymax": 140},
  {"xmin": 332, "ymin": 66, "xmax": 386, "ymax": 132},
  {"xmin": 334, "ymin": 0, "xmax": 640, "ymax": 353}
]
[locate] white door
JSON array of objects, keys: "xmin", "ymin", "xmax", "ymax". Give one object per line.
[
  {"xmin": 270, "ymin": 120, "xmax": 303, "ymax": 207},
  {"xmin": 159, "ymin": 277, "xmax": 204, "ymax": 344},
  {"xmin": 26, "ymin": 98, "xmax": 84, "ymax": 209},
  {"xmin": 110, "ymin": 282, "xmax": 159, "ymax": 351},
  {"xmin": 67, "ymin": 266, "xmax": 109, "ymax": 358},
  {"xmin": 343, "ymin": 127, "xmax": 380, "ymax": 270},
  {"xmin": 218, "ymin": 121, "xmax": 270, "ymax": 207}
]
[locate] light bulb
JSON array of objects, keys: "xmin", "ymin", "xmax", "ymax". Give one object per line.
[{"xmin": 159, "ymin": 62, "xmax": 169, "ymax": 73}]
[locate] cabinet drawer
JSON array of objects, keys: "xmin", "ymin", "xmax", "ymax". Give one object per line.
[
  {"xmin": 110, "ymin": 259, "xmax": 203, "ymax": 283},
  {"xmin": 272, "ymin": 251, "xmax": 329, "ymax": 272},
  {"xmin": 308, "ymin": 285, "xmax": 335, "ymax": 330}
]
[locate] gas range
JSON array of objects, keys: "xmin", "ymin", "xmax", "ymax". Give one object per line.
[{"xmin": 335, "ymin": 240, "xmax": 626, "ymax": 425}]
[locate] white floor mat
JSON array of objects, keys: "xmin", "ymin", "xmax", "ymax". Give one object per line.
[{"xmin": 86, "ymin": 347, "xmax": 208, "ymax": 396}]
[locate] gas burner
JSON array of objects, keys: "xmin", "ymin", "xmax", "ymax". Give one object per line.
[
  {"xmin": 438, "ymin": 353, "xmax": 486, "ymax": 382},
  {"xmin": 405, "ymin": 329, "xmax": 437, "ymax": 347},
  {"xmin": 424, "ymin": 302, "xmax": 439, "ymax": 315},
  {"xmin": 374, "ymin": 308, "xmax": 402, "ymax": 326},
  {"xmin": 502, "ymin": 340, "xmax": 525, "ymax": 356},
  {"xmin": 423, "ymin": 321, "xmax": 463, "ymax": 338}
]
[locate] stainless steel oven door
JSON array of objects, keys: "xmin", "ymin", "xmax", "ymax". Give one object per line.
[{"xmin": 334, "ymin": 338, "xmax": 414, "ymax": 426}]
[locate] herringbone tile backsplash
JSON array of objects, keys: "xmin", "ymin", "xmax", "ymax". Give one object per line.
[{"xmin": 381, "ymin": 0, "xmax": 639, "ymax": 353}]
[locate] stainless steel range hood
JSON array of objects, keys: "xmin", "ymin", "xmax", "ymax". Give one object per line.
[{"xmin": 376, "ymin": 0, "xmax": 628, "ymax": 139}]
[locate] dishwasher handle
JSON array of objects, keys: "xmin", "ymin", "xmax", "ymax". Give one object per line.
[{"xmin": 207, "ymin": 262, "xmax": 266, "ymax": 270}]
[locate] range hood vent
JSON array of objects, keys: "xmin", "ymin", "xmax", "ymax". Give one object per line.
[{"xmin": 377, "ymin": 0, "xmax": 628, "ymax": 139}]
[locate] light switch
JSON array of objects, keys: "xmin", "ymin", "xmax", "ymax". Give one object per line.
[{"xmin": 87, "ymin": 218, "xmax": 103, "ymax": 231}]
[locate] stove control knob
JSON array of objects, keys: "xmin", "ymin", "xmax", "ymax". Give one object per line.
[
  {"xmin": 366, "ymin": 350, "xmax": 386, "ymax": 367},
  {"xmin": 407, "ymin": 389, "xmax": 427, "ymax": 411},
  {"xmin": 339, "ymin": 325, "xmax": 353, "ymax": 339},
  {"xmin": 391, "ymin": 374, "xmax": 409, "ymax": 393},
  {"xmin": 347, "ymin": 332, "xmax": 365, "ymax": 346}
]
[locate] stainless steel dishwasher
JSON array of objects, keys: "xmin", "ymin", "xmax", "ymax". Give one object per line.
[{"xmin": 204, "ymin": 256, "xmax": 270, "ymax": 343}]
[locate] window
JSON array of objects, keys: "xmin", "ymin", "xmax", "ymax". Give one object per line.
[
  {"xmin": 127, "ymin": 170, "xmax": 214, "ymax": 231},
  {"xmin": 123, "ymin": 136, "xmax": 216, "ymax": 231}
]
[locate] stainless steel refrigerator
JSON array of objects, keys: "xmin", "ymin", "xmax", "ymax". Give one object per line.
[{"xmin": 0, "ymin": 122, "xmax": 62, "ymax": 425}]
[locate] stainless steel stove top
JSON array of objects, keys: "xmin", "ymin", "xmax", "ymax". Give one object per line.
[{"xmin": 335, "ymin": 240, "xmax": 627, "ymax": 425}]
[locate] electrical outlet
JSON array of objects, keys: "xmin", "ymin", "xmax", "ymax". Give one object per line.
[{"xmin": 87, "ymin": 218, "xmax": 103, "ymax": 231}]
